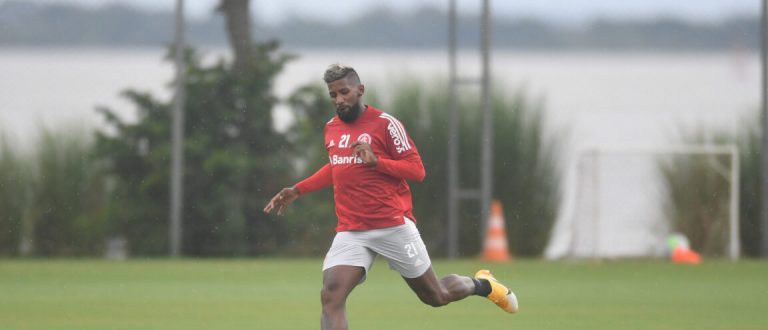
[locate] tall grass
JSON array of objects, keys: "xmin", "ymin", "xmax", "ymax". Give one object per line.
[
  {"xmin": 0, "ymin": 135, "xmax": 30, "ymax": 255},
  {"xmin": 382, "ymin": 79, "xmax": 561, "ymax": 256},
  {"xmin": 0, "ymin": 126, "xmax": 106, "ymax": 256},
  {"xmin": 737, "ymin": 115, "xmax": 762, "ymax": 257},
  {"xmin": 659, "ymin": 114, "xmax": 762, "ymax": 257},
  {"xmin": 658, "ymin": 131, "xmax": 732, "ymax": 256}
]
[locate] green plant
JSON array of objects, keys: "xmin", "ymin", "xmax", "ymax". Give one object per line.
[
  {"xmin": 659, "ymin": 117, "xmax": 762, "ymax": 257},
  {"xmin": 736, "ymin": 114, "xmax": 762, "ymax": 257},
  {"xmin": 0, "ymin": 134, "xmax": 29, "ymax": 255},
  {"xmin": 30, "ymin": 126, "xmax": 106, "ymax": 256},
  {"xmin": 96, "ymin": 45, "xmax": 295, "ymax": 256},
  {"xmin": 389, "ymin": 80, "xmax": 560, "ymax": 257}
]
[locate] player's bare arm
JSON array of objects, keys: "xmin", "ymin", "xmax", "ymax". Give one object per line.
[
  {"xmin": 263, "ymin": 186, "xmax": 300, "ymax": 216},
  {"xmin": 351, "ymin": 141, "xmax": 377, "ymax": 167}
]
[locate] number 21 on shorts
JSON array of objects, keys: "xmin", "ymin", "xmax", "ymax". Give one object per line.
[{"xmin": 404, "ymin": 242, "xmax": 419, "ymax": 258}]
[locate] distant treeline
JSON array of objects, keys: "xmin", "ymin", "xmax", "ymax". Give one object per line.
[{"xmin": 0, "ymin": 1, "xmax": 759, "ymax": 50}]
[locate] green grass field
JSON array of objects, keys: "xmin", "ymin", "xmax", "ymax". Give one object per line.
[{"xmin": 1, "ymin": 259, "xmax": 766, "ymax": 329}]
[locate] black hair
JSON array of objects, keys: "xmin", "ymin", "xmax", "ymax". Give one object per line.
[{"xmin": 323, "ymin": 64, "xmax": 360, "ymax": 84}]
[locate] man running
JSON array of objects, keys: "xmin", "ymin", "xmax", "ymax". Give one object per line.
[{"xmin": 264, "ymin": 64, "xmax": 518, "ymax": 330}]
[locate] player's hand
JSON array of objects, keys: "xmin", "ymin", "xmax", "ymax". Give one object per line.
[
  {"xmin": 351, "ymin": 141, "xmax": 378, "ymax": 167},
  {"xmin": 263, "ymin": 187, "xmax": 300, "ymax": 216}
]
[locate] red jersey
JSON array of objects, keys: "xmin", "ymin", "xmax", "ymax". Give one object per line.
[{"xmin": 295, "ymin": 106, "xmax": 425, "ymax": 231}]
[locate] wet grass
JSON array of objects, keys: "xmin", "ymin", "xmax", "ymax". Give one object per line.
[{"xmin": 0, "ymin": 259, "xmax": 766, "ymax": 329}]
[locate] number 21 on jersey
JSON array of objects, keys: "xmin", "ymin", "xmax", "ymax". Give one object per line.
[{"xmin": 339, "ymin": 134, "xmax": 350, "ymax": 148}]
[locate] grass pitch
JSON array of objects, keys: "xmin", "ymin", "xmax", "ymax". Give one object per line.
[{"xmin": 1, "ymin": 259, "xmax": 766, "ymax": 329}]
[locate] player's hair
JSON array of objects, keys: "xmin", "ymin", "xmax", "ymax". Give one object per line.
[{"xmin": 323, "ymin": 64, "xmax": 360, "ymax": 84}]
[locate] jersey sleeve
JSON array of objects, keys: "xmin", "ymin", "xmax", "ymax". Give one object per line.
[
  {"xmin": 379, "ymin": 113, "xmax": 418, "ymax": 160},
  {"xmin": 375, "ymin": 153, "xmax": 425, "ymax": 182},
  {"xmin": 294, "ymin": 163, "xmax": 332, "ymax": 194},
  {"xmin": 375, "ymin": 113, "xmax": 425, "ymax": 182}
]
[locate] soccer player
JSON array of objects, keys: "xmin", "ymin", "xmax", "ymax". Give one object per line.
[{"xmin": 264, "ymin": 64, "xmax": 518, "ymax": 330}]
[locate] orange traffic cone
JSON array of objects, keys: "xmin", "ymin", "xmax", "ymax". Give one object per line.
[
  {"xmin": 481, "ymin": 200, "xmax": 512, "ymax": 262},
  {"xmin": 671, "ymin": 245, "xmax": 701, "ymax": 264}
]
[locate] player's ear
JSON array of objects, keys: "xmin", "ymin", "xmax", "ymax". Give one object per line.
[{"xmin": 358, "ymin": 84, "xmax": 365, "ymax": 97}]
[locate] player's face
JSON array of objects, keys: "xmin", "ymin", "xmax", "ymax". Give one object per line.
[{"xmin": 327, "ymin": 77, "xmax": 365, "ymax": 123}]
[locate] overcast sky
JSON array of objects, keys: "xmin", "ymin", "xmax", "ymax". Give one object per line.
[{"xmin": 26, "ymin": 0, "xmax": 760, "ymax": 25}]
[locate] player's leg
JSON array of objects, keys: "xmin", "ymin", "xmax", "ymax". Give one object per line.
[
  {"xmin": 375, "ymin": 218, "xmax": 518, "ymax": 312},
  {"xmin": 321, "ymin": 231, "xmax": 376, "ymax": 330},
  {"xmin": 402, "ymin": 266, "xmax": 475, "ymax": 307},
  {"xmin": 321, "ymin": 265, "xmax": 365, "ymax": 330},
  {"xmin": 403, "ymin": 268, "xmax": 519, "ymax": 313},
  {"xmin": 370, "ymin": 218, "xmax": 474, "ymax": 306}
]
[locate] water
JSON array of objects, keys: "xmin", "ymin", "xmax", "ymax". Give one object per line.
[
  {"xmin": 1, "ymin": 48, "xmax": 757, "ymax": 143},
  {"xmin": 0, "ymin": 48, "xmax": 760, "ymax": 257}
]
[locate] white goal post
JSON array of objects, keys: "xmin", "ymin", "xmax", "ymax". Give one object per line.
[{"xmin": 546, "ymin": 144, "xmax": 740, "ymax": 261}]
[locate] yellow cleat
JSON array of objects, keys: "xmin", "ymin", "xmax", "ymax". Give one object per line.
[{"xmin": 475, "ymin": 269, "xmax": 519, "ymax": 313}]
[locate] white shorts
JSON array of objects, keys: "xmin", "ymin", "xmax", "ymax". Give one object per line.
[{"xmin": 322, "ymin": 218, "xmax": 432, "ymax": 281}]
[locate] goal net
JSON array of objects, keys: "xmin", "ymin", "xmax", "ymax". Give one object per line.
[{"xmin": 545, "ymin": 145, "xmax": 740, "ymax": 260}]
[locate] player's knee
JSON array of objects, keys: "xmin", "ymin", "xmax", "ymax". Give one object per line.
[
  {"xmin": 420, "ymin": 295, "xmax": 448, "ymax": 308},
  {"xmin": 320, "ymin": 288, "xmax": 335, "ymax": 306},
  {"xmin": 417, "ymin": 290, "xmax": 449, "ymax": 308},
  {"xmin": 320, "ymin": 284, "xmax": 344, "ymax": 308}
]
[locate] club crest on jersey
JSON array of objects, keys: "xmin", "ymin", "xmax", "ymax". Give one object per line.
[
  {"xmin": 357, "ymin": 133, "xmax": 371, "ymax": 144},
  {"xmin": 328, "ymin": 139, "xmax": 336, "ymax": 148}
]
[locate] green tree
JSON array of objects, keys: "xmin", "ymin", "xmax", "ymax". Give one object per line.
[
  {"xmin": 95, "ymin": 0, "xmax": 302, "ymax": 256},
  {"xmin": 277, "ymin": 84, "xmax": 337, "ymax": 255},
  {"xmin": 96, "ymin": 44, "xmax": 294, "ymax": 256}
]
